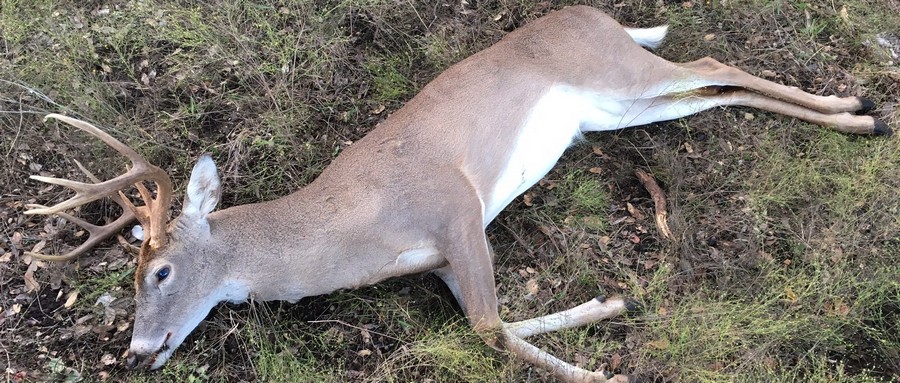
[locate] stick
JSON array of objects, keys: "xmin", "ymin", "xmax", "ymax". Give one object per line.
[{"xmin": 634, "ymin": 169, "xmax": 672, "ymax": 240}]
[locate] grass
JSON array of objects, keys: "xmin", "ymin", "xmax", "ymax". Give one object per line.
[{"xmin": 2, "ymin": 0, "xmax": 898, "ymax": 382}]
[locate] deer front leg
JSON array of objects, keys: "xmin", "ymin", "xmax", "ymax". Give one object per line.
[
  {"xmin": 506, "ymin": 295, "xmax": 637, "ymax": 339},
  {"xmin": 441, "ymin": 210, "xmax": 630, "ymax": 383}
]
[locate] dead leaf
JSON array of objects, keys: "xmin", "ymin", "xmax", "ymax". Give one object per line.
[
  {"xmin": 100, "ymin": 353, "xmax": 116, "ymax": 365},
  {"xmin": 839, "ymin": 5, "xmax": 850, "ymax": 24},
  {"xmin": 12, "ymin": 232, "xmax": 23, "ymax": 247},
  {"xmin": 24, "ymin": 262, "xmax": 39, "ymax": 293},
  {"xmin": 626, "ymin": 202, "xmax": 645, "ymax": 220},
  {"xmin": 589, "ymin": 167, "xmax": 602, "ymax": 174},
  {"xmin": 369, "ymin": 104, "xmax": 385, "ymax": 115},
  {"xmin": 825, "ymin": 300, "xmax": 850, "ymax": 317},
  {"xmin": 648, "ymin": 338, "xmax": 669, "ymax": 350},
  {"xmin": 30, "ymin": 240, "xmax": 47, "ymax": 254},
  {"xmin": 64, "ymin": 290, "xmax": 79, "ymax": 308},
  {"xmin": 609, "ymin": 353, "xmax": 622, "ymax": 370},
  {"xmin": 703, "ymin": 33, "xmax": 716, "ymax": 41},
  {"xmin": 783, "ymin": 286, "xmax": 799, "ymax": 304},
  {"xmin": 95, "ymin": 292, "xmax": 115, "ymax": 307},
  {"xmin": 357, "ymin": 349, "xmax": 372, "ymax": 356},
  {"xmin": 525, "ymin": 279, "xmax": 539, "ymax": 296},
  {"xmin": 592, "ymin": 146, "xmax": 604, "ymax": 156},
  {"xmin": 629, "ymin": 234, "xmax": 641, "ymax": 244},
  {"xmin": 523, "ymin": 193, "xmax": 533, "ymax": 207}
]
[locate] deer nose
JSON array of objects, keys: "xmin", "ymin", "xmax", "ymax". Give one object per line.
[{"xmin": 126, "ymin": 351, "xmax": 149, "ymax": 370}]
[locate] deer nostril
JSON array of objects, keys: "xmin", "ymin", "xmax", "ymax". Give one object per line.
[{"xmin": 126, "ymin": 352, "xmax": 146, "ymax": 370}]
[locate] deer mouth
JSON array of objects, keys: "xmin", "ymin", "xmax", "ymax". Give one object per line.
[{"xmin": 126, "ymin": 332, "xmax": 172, "ymax": 370}]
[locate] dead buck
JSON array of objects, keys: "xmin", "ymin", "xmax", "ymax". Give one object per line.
[{"xmin": 25, "ymin": 6, "xmax": 890, "ymax": 383}]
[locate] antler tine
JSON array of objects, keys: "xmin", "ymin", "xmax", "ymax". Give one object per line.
[
  {"xmin": 25, "ymin": 114, "xmax": 172, "ymax": 215},
  {"xmin": 24, "ymin": 204, "xmax": 137, "ymax": 261},
  {"xmin": 25, "ymin": 160, "xmax": 139, "ymax": 261},
  {"xmin": 24, "ymin": 114, "xmax": 174, "ymax": 259}
]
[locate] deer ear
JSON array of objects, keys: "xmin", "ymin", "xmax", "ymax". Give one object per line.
[{"xmin": 181, "ymin": 155, "xmax": 221, "ymax": 223}]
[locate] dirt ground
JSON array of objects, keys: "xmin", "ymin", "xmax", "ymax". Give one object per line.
[{"xmin": 2, "ymin": 1, "xmax": 899, "ymax": 382}]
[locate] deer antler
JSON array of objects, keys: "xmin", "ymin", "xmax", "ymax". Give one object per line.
[{"xmin": 24, "ymin": 114, "xmax": 173, "ymax": 261}]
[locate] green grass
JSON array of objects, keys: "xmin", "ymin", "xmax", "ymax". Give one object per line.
[{"xmin": 366, "ymin": 55, "xmax": 414, "ymax": 103}]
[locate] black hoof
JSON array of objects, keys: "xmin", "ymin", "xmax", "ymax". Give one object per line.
[
  {"xmin": 874, "ymin": 119, "xmax": 893, "ymax": 136},
  {"xmin": 858, "ymin": 97, "xmax": 876, "ymax": 114},
  {"xmin": 624, "ymin": 298, "xmax": 643, "ymax": 314},
  {"xmin": 594, "ymin": 295, "xmax": 607, "ymax": 303}
]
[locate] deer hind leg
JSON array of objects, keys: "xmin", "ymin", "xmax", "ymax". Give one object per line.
[
  {"xmin": 679, "ymin": 57, "xmax": 875, "ymax": 115},
  {"xmin": 601, "ymin": 88, "xmax": 889, "ymax": 135},
  {"xmin": 441, "ymin": 209, "xmax": 630, "ymax": 383},
  {"xmin": 664, "ymin": 57, "xmax": 891, "ymax": 135}
]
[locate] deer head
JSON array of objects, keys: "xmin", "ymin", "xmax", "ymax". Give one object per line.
[{"xmin": 25, "ymin": 115, "xmax": 242, "ymax": 369}]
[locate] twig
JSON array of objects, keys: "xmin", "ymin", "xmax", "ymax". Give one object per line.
[
  {"xmin": 634, "ymin": 169, "xmax": 672, "ymax": 240},
  {"xmin": 307, "ymin": 319, "xmax": 409, "ymax": 345}
]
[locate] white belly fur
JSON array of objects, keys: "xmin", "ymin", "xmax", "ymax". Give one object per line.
[{"xmin": 483, "ymin": 85, "xmax": 640, "ymax": 226}]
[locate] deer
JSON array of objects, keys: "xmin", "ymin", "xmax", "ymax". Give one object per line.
[{"xmin": 23, "ymin": 6, "xmax": 891, "ymax": 383}]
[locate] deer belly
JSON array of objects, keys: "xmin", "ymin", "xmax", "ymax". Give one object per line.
[{"xmin": 483, "ymin": 85, "xmax": 623, "ymax": 226}]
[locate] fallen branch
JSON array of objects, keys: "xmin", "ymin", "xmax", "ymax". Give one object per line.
[{"xmin": 634, "ymin": 169, "xmax": 672, "ymax": 240}]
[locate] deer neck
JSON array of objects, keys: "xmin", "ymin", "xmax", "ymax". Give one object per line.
[{"xmin": 203, "ymin": 180, "xmax": 438, "ymax": 304}]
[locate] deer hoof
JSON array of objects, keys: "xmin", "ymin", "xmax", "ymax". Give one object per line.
[
  {"xmin": 624, "ymin": 298, "xmax": 643, "ymax": 313},
  {"xmin": 874, "ymin": 119, "xmax": 892, "ymax": 136},
  {"xmin": 858, "ymin": 97, "xmax": 876, "ymax": 114}
]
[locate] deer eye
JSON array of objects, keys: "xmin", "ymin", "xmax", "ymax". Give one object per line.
[{"xmin": 156, "ymin": 267, "xmax": 170, "ymax": 282}]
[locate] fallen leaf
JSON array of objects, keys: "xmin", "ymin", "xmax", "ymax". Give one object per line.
[
  {"xmin": 589, "ymin": 167, "xmax": 602, "ymax": 174},
  {"xmin": 11, "ymin": 232, "xmax": 23, "ymax": 247},
  {"xmin": 95, "ymin": 292, "xmax": 115, "ymax": 307},
  {"xmin": 31, "ymin": 240, "xmax": 47, "ymax": 254},
  {"xmin": 357, "ymin": 349, "xmax": 372, "ymax": 356},
  {"xmin": 703, "ymin": 33, "xmax": 716, "ymax": 41},
  {"xmin": 626, "ymin": 202, "xmax": 645, "ymax": 220},
  {"xmin": 64, "ymin": 290, "xmax": 79, "ymax": 308},
  {"xmin": 825, "ymin": 300, "xmax": 850, "ymax": 317},
  {"xmin": 592, "ymin": 146, "xmax": 604, "ymax": 156},
  {"xmin": 629, "ymin": 234, "xmax": 641, "ymax": 244},
  {"xmin": 839, "ymin": 5, "xmax": 850, "ymax": 24},
  {"xmin": 24, "ymin": 262, "xmax": 39, "ymax": 293},
  {"xmin": 100, "ymin": 353, "xmax": 116, "ymax": 365},
  {"xmin": 609, "ymin": 353, "xmax": 622, "ymax": 370},
  {"xmin": 648, "ymin": 338, "xmax": 669, "ymax": 350},
  {"xmin": 783, "ymin": 286, "xmax": 799, "ymax": 304},
  {"xmin": 525, "ymin": 279, "xmax": 539, "ymax": 295}
]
